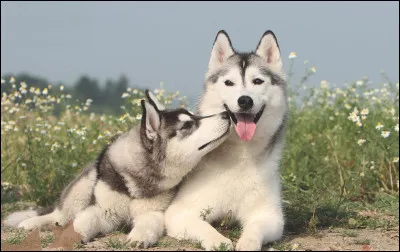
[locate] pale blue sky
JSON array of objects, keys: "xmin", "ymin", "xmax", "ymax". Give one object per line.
[{"xmin": 1, "ymin": 1, "xmax": 399, "ymax": 99}]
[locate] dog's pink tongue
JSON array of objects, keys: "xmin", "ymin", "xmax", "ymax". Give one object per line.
[{"xmin": 235, "ymin": 114, "xmax": 256, "ymax": 141}]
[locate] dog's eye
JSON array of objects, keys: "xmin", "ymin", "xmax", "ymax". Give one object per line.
[
  {"xmin": 180, "ymin": 121, "xmax": 193, "ymax": 130},
  {"xmin": 224, "ymin": 80, "xmax": 235, "ymax": 86},
  {"xmin": 253, "ymin": 78, "xmax": 264, "ymax": 85}
]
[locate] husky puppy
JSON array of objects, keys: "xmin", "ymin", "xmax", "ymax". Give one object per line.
[
  {"xmin": 165, "ymin": 30, "xmax": 288, "ymax": 251},
  {"xmin": 4, "ymin": 90, "xmax": 231, "ymax": 248}
]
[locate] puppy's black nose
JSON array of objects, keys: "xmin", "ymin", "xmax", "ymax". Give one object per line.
[{"xmin": 237, "ymin": 96, "xmax": 253, "ymax": 110}]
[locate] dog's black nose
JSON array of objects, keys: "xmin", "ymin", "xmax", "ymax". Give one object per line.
[{"xmin": 237, "ymin": 96, "xmax": 253, "ymax": 110}]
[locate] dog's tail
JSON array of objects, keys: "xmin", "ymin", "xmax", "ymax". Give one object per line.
[{"xmin": 3, "ymin": 206, "xmax": 54, "ymax": 227}]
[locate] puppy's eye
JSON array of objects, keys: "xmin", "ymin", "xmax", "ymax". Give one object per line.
[
  {"xmin": 180, "ymin": 121, "xmax": 193, "ymax": 130},
  {"xmin": 253, "ymin": 78, "xmax": 264, "ymax": 85},
  {"xmin": 224, "ymin": 80, "xmax": 234, "ymax": 86}
]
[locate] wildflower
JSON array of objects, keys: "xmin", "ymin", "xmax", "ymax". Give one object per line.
[
  {"xmin": 357, "ymin": 139, "xmax": 366, "ymax": 146},
  {"xmin": 393, "ymin": 157, "xmax": 399, "ymax": 163},
  {"xmin": 9, "ymin": 76, "xmax": 15, "ymax": 83},
  {"xmin": 376, "ymin": 122, "xmax": 384, "ymax": 130},
  {"xmin": 121, "ymin": 92, "xmax": 130, "ymax": 98},
  {"xmin": 360, "ymin": 108, "xmax": 369, "ymax": 116},
  {"xmin": 93, "ymin": 140, "xmax": 97, "ymax": 145},
  {"xmin": 356, "ymin": 80, "xmax": 364, "ymax": 86},
  {"xmin": 1, "ymin": 79, "xmax": 5, "ymax": 84},
  {"xmin": 119, "ymin": 113, "xmax": 128, "ymax": 121},
  {"xmin": 71, "ymin": 162, "xmax": 77, "ymax": 168},
  {"xmin": 288, "ymin": 52, "xmax": 297, "ymax": 59},
  {"xmin": 310, "ymin": 66, "xmax": 316, "ymax": 73},
  {"xmin": 133, "ymin": 89, "xmax": 138, "ymax": 94},
  {"xmin": 356, "ymin": 121, "xmax": 362, "ymax": 127},
  {"xmin": 127, "ymin": 87, "xmax": 132, "ymax": 92},
  {"xmin": 359, "ymin": 172, "xmax": 365, "ymax": 177},
  {"xmin": 320, "ymin": 80, "xmax": 329, "ymax": 89},
  {"xmin": 381, "ymin": 131, "xmax": 390, "ymax": 138},
  {"xmin": 136, "ymin": 114, "xmax": 142, "ymax": 120},
  {"xmin": 344, "ymin": 103, "xmax": 352, "ymax": 110},
  {"xmin": 66, "ymin": 94, "xmax": 72, "ymax": 99},
  {"xmin": 42, "ymin": 88, "xmax": 48, "ymax": 95},
  {"xmin": 60, "ymin": 85, "xmax": 64, "ymax": 91},
  {"xmin": 361, "ymin": 115, "xmax": 367, "ymax": 120},
  {"xmin": 348, "ymin": 111, "xmax": 360, "ymax": 123},
  {"xmin": 291, "ymin": 242, "xmax": 300, "ymax": 250},
  {"xmin": 21, "ymin": 163, "xmax": 26, "ymax": 167},
  {"xmin": 29, "ymin": 87, "xmax": 35, "ymax": 93},
  {"xmin": 395, "ymin": 124, "xmax": 399, "ymax": 132}
]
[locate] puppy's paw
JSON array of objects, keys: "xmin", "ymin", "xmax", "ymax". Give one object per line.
[
  {"xmin": 17, "ymin": 218, "xmax": 41, "ymax": 230},
  {"xmin": 126, "ymin": 226, "xmax": 160, "ymax": 249},
  {"xmin": 202, "ymin": 234, "xmax": 233, "ymax": 251},
  {"xmin": 235, "ymin": 236, "xmax": 262, "ymax": 251}
]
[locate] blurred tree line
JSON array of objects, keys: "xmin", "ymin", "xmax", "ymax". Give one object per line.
[{"xmin": 1, "ymin": 72, "xmax": 139, "ymax": 116}]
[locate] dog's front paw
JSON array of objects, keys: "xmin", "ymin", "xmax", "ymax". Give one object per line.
[
  {"xmin": 202, "ymin": 234, "xmax": 233, "ymax": 251},
  {"xmin": 126, "ymin": 227, "xmax": 160, "ymax": 249},
  {"xmin": 17, "ymin": 218, "xmax": 40, "ymax": 230},
  {"xmin": 235, "ymin": 236, "xmax": 262, "ymax": 251}
]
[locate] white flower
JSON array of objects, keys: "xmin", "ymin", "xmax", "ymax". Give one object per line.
[
  {"xmin": 357, "ymin": 139, "xmax": 366, "ymax": 146},
  {"xmin": 71, "ymin": 162, "xmax": 77, "ymax": 168},
  {"xmin": 1, "ymin": 79, "xmax": 5, "ymax": 84},
  {"xmin": 60, "ymin": 85, "xmax": 64, "ymax": 91},
  {"xmin": 136, "ymin": 114, "xmax": 142, "ymax": 120},
  {"xmin": 9, "ymin": 76, "xmax": 15, "ymax": 83},
  {"xmin": 356, "ymin": 80, "xmax": 364, "ymax": 86},
  {"xmin": 121, "ymin": 92, "xmax": 130, "ymax": 98},
  {"xmin": 356, "ymin": 121, "xmax": 362, "ymax": 127},
  {"xmin": 42, "ymin": 88, "xmax": 48, "ymax": 95},
  {"xmin": 359, "ymin": 172, "xmax": 365, "ymax": 177},
  {"xmin": 393, "ymin": 157, "xmax": 399, "ymax": 163},
  {"xmin": 376, "ymin": 122, "xmax": 384, "ymax": 130},
  {"xmin": 360, "ymin": 108, "xmax": 369, "ymax": 116},
  {"xmin": 395, "ymin": 124, "xmax": 399, "ymax": 132},
  {"xmin": 288, "ymin": 52, "xmax": 297, "ymax": 59},
  {"xmin": 381, "ymin": 131, "xmax": 390, "ymax": 138},
  {"xmin": 310, "ymin": 66, "xmax": 316, "ymax": 73},
  {"xmin": 320, "ymin": 80, "xmax": 329, "ymax": 89}
]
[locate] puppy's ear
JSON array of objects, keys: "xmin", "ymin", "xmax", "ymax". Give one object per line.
[
  {"xmin": 255, "ymin": 30, "xmax": 283, "ymax": 71},
  {"xmin": 140, "ymin": 99, "xmax": 161, "ymax": 151},
  {"xmin": 208, "ymin": 30, "xmax": 235, "ymax": 71},
  {"xmin": 145, "ymin": 89, "xmax": 165, "ymax": 111}
]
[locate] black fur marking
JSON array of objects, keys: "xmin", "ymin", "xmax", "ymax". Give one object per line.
[
  {"xmin": 37, "ymin": 206, "xmax": 55, "ymax": 216},
  {"xmin": 259, "ymin": 67, "xmax": 285, "ymax": 86},
  {"xmin": 236, "ymin": 53, "xmax": 252, "ymax": 86},
  {"xmin": 95, "ymin": 136, "xmax": 130, "ymax": 197},
  {"xmin": 207, "ymin": 69, "xmax": 228, "ymax": 84}
]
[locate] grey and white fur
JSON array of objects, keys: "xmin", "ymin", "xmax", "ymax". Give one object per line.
[
  {"xmin": 165, "ymin": 30, "xmax": 288, "ymax": 250},
  {"xmin": 4, "ymin": 90, "xmax": 231, "ymax": 248}
]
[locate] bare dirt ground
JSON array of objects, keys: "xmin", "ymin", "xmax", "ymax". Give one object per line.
[{"xmin": 1, "ymin": 222, "xmax": 398, "ymax": 251}]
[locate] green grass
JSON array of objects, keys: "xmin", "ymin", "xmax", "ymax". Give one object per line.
[{"xmin": 1, "ymin": 61, "xmax": 399, "ymax": 246}]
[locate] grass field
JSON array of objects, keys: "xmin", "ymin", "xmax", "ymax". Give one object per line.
[{"xmin": 1, "ymin": 58, "xmax": 399, "ymax": 250}]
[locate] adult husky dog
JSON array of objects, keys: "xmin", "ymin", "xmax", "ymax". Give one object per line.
[
  {"xmin": 4, "ymin": 90, "xmax": 231, "ymax": 248},
  {"xmin": 165, "ymin": 30, "xmax": 288, "ymax": 251}
]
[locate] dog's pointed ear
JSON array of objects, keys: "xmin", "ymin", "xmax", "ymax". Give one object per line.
[
  {"xmin": 140, "ymin": 100, "xmax": 161, "ymax": 150},
  {"xmin": 208, "ymin": 30, "xmax": 235, "ymax": 71},
  {"xmin": 255, "ymin": 30, "xmax": 283, "ymax": 71},
  {"xmin": 145, "ymin": 89, "xmax": 165, "ymax": 111}
]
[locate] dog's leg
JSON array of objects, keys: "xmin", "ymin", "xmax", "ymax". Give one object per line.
[
  {"xmin": 235, "ymin": 206, "xmax": 284, "ymax": 251},
  {"xmin": 165, "ymin": 203, "xmax": 233, "ymax": 251},
  {"xmin": 17, "ymin": 209, "xmax": 62, "ymax": 230},
  {"xmin": 73, "ymin": 205, "xmax": 121, "ymax": 243},
  {"xmin": 126, "ymin": 211, "xmax": 164, "ymax": 248}
]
